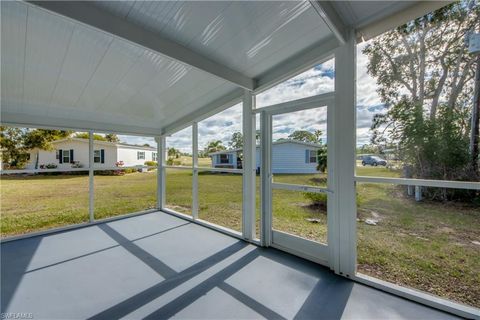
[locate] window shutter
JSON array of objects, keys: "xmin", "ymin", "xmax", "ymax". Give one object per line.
[
  {"xmin": 101, "ymin": 149, "xmax": 105, "ymax": 164},
  {"xmin": 59, "ymin": 149, "xmax": 63, "ymax": 163},
  {"xmin": 305, "ymin": 150, "xmax": 309, "ymax": 163},
  {"xmin": 70, "ymin": 149, "xmax": 74, "ymax": 163}
]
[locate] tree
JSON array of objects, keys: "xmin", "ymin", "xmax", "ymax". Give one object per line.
[
  {"xmin": 365, "ymin": 2, "xmax": 478, "ymax": 120},
  {"xmin": 288, "ymin": 130, "xmax": 323, "ymax": 144},
  {"xmin": 0, "ymin": 127, "xmax": 71, "ymax": 169},
  {"xmin": 357, "ymin": 144, "xmax": 380, "ymax": 155},
  {"xmin": 205, "ymin": 140, "xmax": 226, "ymax": 154},
  {"xmin": 229, "ymin": 132, "xmax": 243, "ymax": 149},
  {"xmin": 167, "ymin": 147, "xmax": 180, "ymax": 159},
  {"xmin": 74, "ymin": 132, "xmax": 107, "ymax": 141},
  {"xmin": 317, "ymin": 147, "xmax": 327, "ymax": 173},
  {"xmin": 365, "ymin": 1, "xmax": 480, "ymax": 193},
  {"xmin": 0, "ymin": 127, "xmax": 29, "ymax": 168},
  {"xmin": 105, "ymin": 133, "xmax": 120, "ymax": 143}
]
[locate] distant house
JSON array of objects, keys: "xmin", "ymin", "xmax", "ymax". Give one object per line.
[
  {"xmin": 210, "ymin": 140, "xmax": 323, "ymax": 174},
  {"xmin": 26, "ymin": 138, "xmax": 157, "ymax": 169}
]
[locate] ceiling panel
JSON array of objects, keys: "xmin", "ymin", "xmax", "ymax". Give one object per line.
[
  {"xmin": 98, "ymin": 50, "xmax": 170, "ymax": 115},
  {"xmin": 49, "ymin": 24, "xmax": 113, "ymax": 111},
  {"xmin": 1, "ymin": 2, "xmax": 27, "ymax": 110},
  {"xmin": 75, "ymin": 39, "xmax": 144, "ymax": 112},
  {"xmin": 127, "ymin": 1, "xmax": 231, "ymax": 47},
  {"xmin": 232, "ymin": 5, "xmax": 328, "ymax": 74},
  {"xmin": 92, "ymin": 1, "xmax": 331, "ymax": 81},
  {"xmin": 245, "ymin": 24, "xmax": 330, "ymax": 78},
  {"xmin": 23, "ymin": 5, "xmax": 76, "ymax": 114}
]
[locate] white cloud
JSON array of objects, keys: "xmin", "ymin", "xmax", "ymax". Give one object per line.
[
  {"xmin": 356, "ymin": 42, "xmax": 383, "ymax": 109},
  {"xmin": 256, "ymin": 59, "xmax": 335, "ymax": 108}
]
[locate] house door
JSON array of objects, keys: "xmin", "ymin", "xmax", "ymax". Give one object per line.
[{"xmin": 259, "ymin": 94, "xmax": 334, "ymax": 266}]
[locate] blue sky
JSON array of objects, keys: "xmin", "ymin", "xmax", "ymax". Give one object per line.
[{"xmin": 121, "ymin": 42, "xmax": 383, "ymax": 152}]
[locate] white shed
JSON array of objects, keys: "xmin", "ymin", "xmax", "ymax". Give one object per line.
[{"xmin": 210, "ymin": 140, "xmax": 323, "ymax": 174}]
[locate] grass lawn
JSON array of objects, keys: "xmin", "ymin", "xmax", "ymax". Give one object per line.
[
  {"xmin": 0, "ymin": 172, "xmax": 157, "ymax": 235},
  {"xmin": 170, "ymin": 156, "xmax": 211, "ymax": 167},
  {"xmin": 1, "ymin": 165, "xmax": 478, "ymax": 307}
]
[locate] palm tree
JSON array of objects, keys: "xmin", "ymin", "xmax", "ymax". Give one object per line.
[{"xmin": 205, "ymin": 140, "xmax": 226, "ymax": 154}]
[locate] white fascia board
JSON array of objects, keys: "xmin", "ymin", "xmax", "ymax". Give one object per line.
[
  {"xmin": 1, "ymin": 111, "xmax": 162, "ymax": 136},
  {"xmin": 356, "ymin": 1, "xmax": 454, "ymax": 42},
  {"xmin": 309, "ymin": 1, "xmax": 346, "ymax": 45},
  {"xmin": 26, "ymin": 1, "xmax": 255, "ymax": 90},
  {"xmin": 255, "ymin": 36, "xmax": 338, "ymax": 94},
  {"xmin": 161, "ymin": 88, "xmax": 244, "ymax": 136}
]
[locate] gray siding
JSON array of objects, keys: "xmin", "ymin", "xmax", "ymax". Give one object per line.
[{"xmin": 270, "ymin": 143, "xmax": 319, "ymax": 174}]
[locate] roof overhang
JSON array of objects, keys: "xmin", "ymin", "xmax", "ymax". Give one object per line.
[{"xmin": 1, "ymin": 1, "xmax": 451, "ymax": 136}]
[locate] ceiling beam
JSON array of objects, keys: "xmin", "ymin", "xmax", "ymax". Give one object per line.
[
  {"xmin": 309, "ymin": 1, "xmax": 346, "ymax": 45},
  {"xmin": 1, "ymin": 111, "xmax": 163, "ymax": 136},
  {"xmin": 26, "ymin": 1, "xmax": 255, "ymax": 91}
]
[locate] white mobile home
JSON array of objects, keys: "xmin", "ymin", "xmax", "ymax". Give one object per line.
[
  {"xmin": 210, "ymin": 140, "xmax": 323, "ymax": 174},
  {"xmin": 26, "ymin": 138, "xmax": 157, "ymax": 169}
]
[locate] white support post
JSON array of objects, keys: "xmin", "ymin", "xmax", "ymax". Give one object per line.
[
  {"xmin": 242, "ymin": 90, "xmax": 256, "ymax": 240},
  {"xmin": 333, "ymin": 29, "xmax": 357, "ymax": 277},
  {"xmin": 327, "ymin": 100, "xmax": 338, "ymax": 271},
  {"xmin": 156, "ymin": 136, "xmax": 166, "ymax": 210},
  {"xmin": 192, "ymin": 123, "xmax": 199, "ymax": 219},
  {"xmin": 260, "ymin": 111, "xmax": 272, "ymax": 247},
  {"xmin": 88, "ymin": 130, "xmax": 94, "ymax": 223},
  {"xmin": 415, "ymin": 186, "xmax": 423, "ymax": 202}
]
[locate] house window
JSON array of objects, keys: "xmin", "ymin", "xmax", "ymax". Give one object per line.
[
  {"xmin": 219, "ymin": 154, "xmax": 230, "ymax": 164},
  {"xmin": 308, "ymin": 150, "xmax": 317, "ymax": 163},
  {"xmin": 137, "ymin": 151, "xmax": 145, "ymax": 160},
  {"xmin": 94, "ymin": 150, "xmax": 101, "ymax": 163},
  {"xmin": 62, "ymin": 150, "xmax": 71, "ymax": 163},
  {"xmin": 152, "ymin": 152, "xmax": 157, "ymax": 161}
]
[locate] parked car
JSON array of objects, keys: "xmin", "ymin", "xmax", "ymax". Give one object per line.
[{"xmin": 362, "ymin": 156, "xmax": 387, "ymax": 166}]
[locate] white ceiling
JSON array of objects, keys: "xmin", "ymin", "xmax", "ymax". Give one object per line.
[{"xmin": 1, "ymin": 1, "xmax": 431, "ymax": 136}]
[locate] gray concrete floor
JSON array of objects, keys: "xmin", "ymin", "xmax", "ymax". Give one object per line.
[{"xmin": 1, "ymin": 212, "xmax": 459, "ymax": 319}]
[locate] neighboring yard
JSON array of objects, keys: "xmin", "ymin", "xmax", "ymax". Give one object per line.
[
  {"xmin": 0, "ymin": 166, "xmax": 478, "ymax": 307},
  {"xmin": 168, "ymin": 156, "xmax": 211, "ymax": 167}
]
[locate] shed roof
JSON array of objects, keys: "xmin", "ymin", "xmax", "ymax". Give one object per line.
[
  {"xmin": 1, "ymin": 1, "xmax": 448, "ymax": 136},
  {"xmin": 51, "ymin": 137, "xmax": 157, "ymax": 151},
  {"xmin": 209, "ymin": 139, "xmax": 323, "ymax": 156}
]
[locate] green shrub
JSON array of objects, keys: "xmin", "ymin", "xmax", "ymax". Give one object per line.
[
  {"xmin": 144, "ymin": 161, "xmax": 157, "ymax": 167},
  {"xmin": 303, "ymin": 192, "xmax": 327, "ymax": 208},
  {"xmin": 303, "ymin": 191, "xmax": 364, "ymax": 209}
]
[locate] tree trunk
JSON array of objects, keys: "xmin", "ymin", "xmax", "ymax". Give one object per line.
[{"xmin": 470, "ymin": 55, "xmax": 480, "ymax": 173}]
